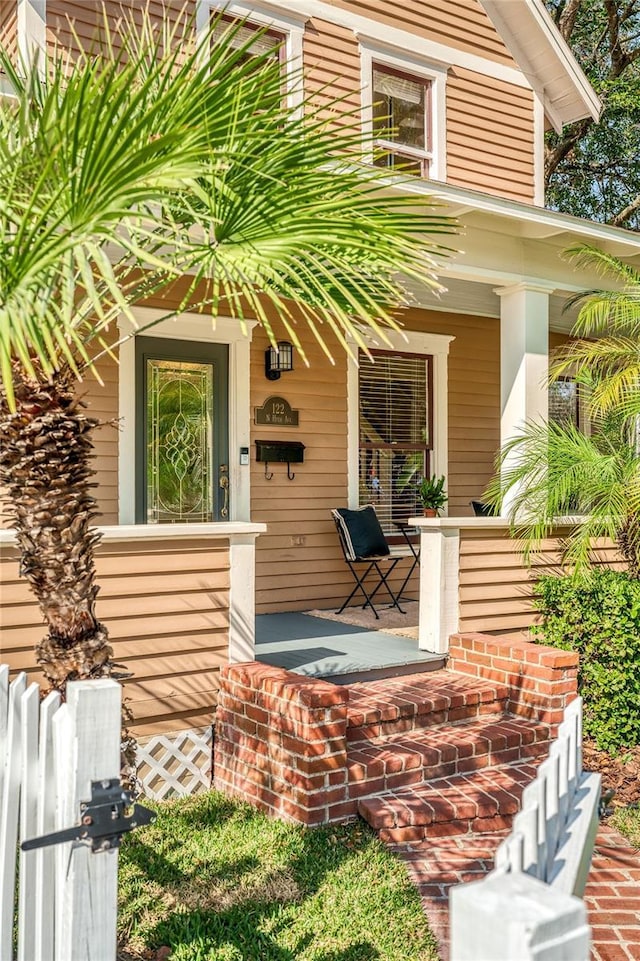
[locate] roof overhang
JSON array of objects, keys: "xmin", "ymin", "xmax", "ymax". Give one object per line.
[{"xmin": 481, "ymin": 0, "xmax": 601, "ymax": 131}]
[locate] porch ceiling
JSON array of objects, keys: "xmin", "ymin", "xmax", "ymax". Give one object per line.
[{"xmin": 403, "ymin": 276, "xmax": 577, "ymax": 334}]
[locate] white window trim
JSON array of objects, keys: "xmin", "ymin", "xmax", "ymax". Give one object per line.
[
  {"xmin": 347, "ymin": 329, "xmax": 454, "ymax": 513},
  {"xmin": 359, "ymin": 38, "xmax": 447, "ymax": 183},
  {"xmin": 197, "ymin": 0, "xmax": 306, "ymax": 114},
  {"xmin": 117, "ymin": 307, "xmax": 257, "ymax": 526}
]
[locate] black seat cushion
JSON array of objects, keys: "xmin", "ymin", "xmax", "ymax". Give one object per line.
[
  {"xmin": 332, "ymin": 506, "xmax": 389, "ymax": 561},
  {"xmin": 470, "ymin": 500, "xmax": 495, "ymax": 517}
]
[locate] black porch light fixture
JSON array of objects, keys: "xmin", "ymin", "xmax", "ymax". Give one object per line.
[{"xmin": 265, "ymin": 340, "xmax": 294, "ymax": 380}]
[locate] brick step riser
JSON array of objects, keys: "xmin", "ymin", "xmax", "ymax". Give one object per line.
[
  {"xmin": 348, "ymin": 738, "xmax": 550, "ymax": 801},
  {"xmin": 347, "ymin": 697, "xmax": 509, "ymax": 743},
  {"xmin": 377, "ymin": 812, "xmax": 517, "ymax": 844}
]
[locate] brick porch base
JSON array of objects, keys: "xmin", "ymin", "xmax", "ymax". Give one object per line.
[{"xmin": 215, "ymin": 632, "xmax": 637, "ymax": 958}]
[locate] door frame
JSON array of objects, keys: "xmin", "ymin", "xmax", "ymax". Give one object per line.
[
  {"xmin": 118, "ymin": 308, "xmax": 257, "ymax": 525},
  {"xmin": 135, "ymin": 336, "xmax": 229, "ymax": 524}
]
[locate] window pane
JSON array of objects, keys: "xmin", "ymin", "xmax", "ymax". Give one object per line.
[
  {"xmin": 549, "ymin": 378, "xmax": 579, "ymax": 427},
  {"xmin": 360, "ymin": 354, "xmax": 428, "ymax": 447},
  {"xmin": 373, "ymin": 149, "xmax": 424, "ymax": 177},
  {"xmin": 373, "ymin": 66, "xmax": 427, "ymax": 151},
  {"xmin": 211, "ymin": 17, "xmax": 282, "ymax": 61},
  {"xmin": 359, "ymin": 352, "xmax": 430, "ymax": 532},
  {"xmin": 147, "ymin": 360, "xmax": 213, "ymax": 523}
]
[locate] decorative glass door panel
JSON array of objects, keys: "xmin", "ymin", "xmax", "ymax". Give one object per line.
[{"xmin": 136, "ymin": 338, "xmax": 228, "ymax": 523}]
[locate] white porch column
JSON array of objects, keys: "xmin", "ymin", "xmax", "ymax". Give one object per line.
[
  {"xmin": 415, "ymin": 520, "xmax": 460, "ymax": 654},
  {"xmin": 496, "ymin": 283, "xmax": 551, "ymax": 515}
]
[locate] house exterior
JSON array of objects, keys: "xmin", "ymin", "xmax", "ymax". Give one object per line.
[{"xmin": 1, "ymin": 0, "xmax": 640, "ymax": 749}]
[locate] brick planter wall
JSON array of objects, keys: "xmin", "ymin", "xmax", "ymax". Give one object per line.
[
  {"xmin": 448, "ymin": 633, "xmax": 578, "ymax": 727},
  {"xmin": 214, "ymin": 662, "xmax": 353, "ymax": 825}
]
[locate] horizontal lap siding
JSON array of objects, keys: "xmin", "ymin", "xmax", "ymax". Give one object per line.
[
  {"xmin": 303, "ymin": 18, "xmax": 361, "ymax": 127},
  {"xmin": 84, "ymin": 352, "xmax": 119, "ymax": 524},
  {"xmin": 46, "ymin": 0, "xmax": 190, "ymax": 57},
  {"xmin": 0, "ymin": 537, "xmax": 229, "ymax": 735},
  {"xmin": 0, "ymin": 0, "xmax": 17, "ymax": 67},
  {"xmin": 458, "ymin": 529, "xmax": 623, "ymax": 638},
  {"xmin": 400, "ymin": 307, "xmax": 500, "ymax": 518},
  {"xmin": 326, "ymin": 0, "xmax": 516, "ymax": 64},
  {"xmin": 252, "ymin": 325, "xmax": 351, "ymax": 613},
  {"xmin": 254, "ymin": 310, "xmax": 500, "ymax": 612},
  {"xmin": 447, "ymin": 68, "xmax": 535, "ymax": 202}
]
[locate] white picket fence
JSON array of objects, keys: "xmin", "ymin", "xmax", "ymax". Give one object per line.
[
  {"xmin": 450, "ymin": 696, "xmax": 601, "ymax": 961},
  {"xmin": 0, "ymin": 665, "xmax": 122, "ymax": 961}
]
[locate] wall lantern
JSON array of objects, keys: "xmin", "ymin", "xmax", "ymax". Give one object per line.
[{"xmin": 265, "ymin": 341, "xmax": 294, "ymax": 381}]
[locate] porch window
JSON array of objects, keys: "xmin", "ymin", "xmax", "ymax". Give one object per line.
[
  {"xmin": 358, "ymin": 350, "xmax": 433, "ymax": 533},
  {"xmin": 549, "ymin": 377, "xmax": 579, "ymax": 428},
  {"xmin": 372, "ymin": 64, "xmax": 432, "ymax": 177}
]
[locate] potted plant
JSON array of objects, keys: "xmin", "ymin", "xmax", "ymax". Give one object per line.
[{"xmin": 417, "ymin": 475, "xmax": 447, "ymax": 516}]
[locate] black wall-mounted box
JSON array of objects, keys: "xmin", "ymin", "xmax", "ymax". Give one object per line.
[{"xmin": 255, "ymin": 440, "xmax": 305, "ymax": 464}]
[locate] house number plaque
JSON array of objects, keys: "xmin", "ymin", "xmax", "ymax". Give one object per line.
[{"xmin": 254, "ymin": 395, "xmax": 299, "ymax": 427}]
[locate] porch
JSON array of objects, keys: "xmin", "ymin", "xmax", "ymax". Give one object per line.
[{"xmin": 255, "ymin": 606, "xmax": 443, "ymax": 682}]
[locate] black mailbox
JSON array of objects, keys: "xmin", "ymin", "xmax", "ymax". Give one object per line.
[
  {"xmin": 255, "ymin": 440, "xmax": 305, "ymax": 464},
  {"xmin": 255, "ymin": 440, "xmax": 305, "ymax": 480}
]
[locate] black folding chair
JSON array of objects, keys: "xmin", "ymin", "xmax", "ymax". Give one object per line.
[
  {"xmin": 331, "ymin": 506, "xmax": 409, "ymax": 618},
  {"xmin": 470, "ymin": 500, "xmax": 496, "ymax": 517}
]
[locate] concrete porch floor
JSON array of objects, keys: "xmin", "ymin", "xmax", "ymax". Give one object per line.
[{"xmin": 255, "ymin": 601, "xmax": 443, "ymax": 683}]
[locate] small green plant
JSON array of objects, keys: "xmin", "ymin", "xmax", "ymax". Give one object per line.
[
  {"xmin": 417, "ymin": 474, "xmax": 447, "ymax": 512},
  {"xmin": 534, "ymin": 569, "xmax": 640, "ymax": 752}
]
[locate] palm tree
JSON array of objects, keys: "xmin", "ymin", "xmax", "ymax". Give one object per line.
[
  {"xmin": 486, "ymin": 244, "xmax": 640, "ymax": 578},
  {"xmin": 0, "ymin": 11, "xmax": 454, "ymax": 693}
]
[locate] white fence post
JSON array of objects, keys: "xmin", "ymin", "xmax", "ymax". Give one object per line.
[
  {"xmin": 450, "ymin": 871, "xmax": 591, "ymax": 961},
  {"xmin": 53, "ymin": 678, "xmax": 122, "ymax": 961},
  {"xmin": 0, "ymin": 670, "xmax": 26, "ymax": 961}
]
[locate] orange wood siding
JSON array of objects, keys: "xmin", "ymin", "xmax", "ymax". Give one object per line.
[
  {"xmin": 0, "ymin": 0, "xmax": 18, "ymax": 67},
  {"xmin": 46, "ymin": 0, "xmax": 191, "ymax": 58},
  {"xmin": 446, "ymin": 67, "xmax": 535, "ymax": 202},
  {"xmin": 392, "ymin": 307, "xmax": 501, "ymax": 518},
  {"xmin": 252, "ymin": 325, "xmax": 352, "ymax": 613},
  {"xmin": 84, "ymin": 352, "xmax": 119, "ymax": 524},
  {"xmin": 325, "ymin": 0, "xmax": 516, "ymax": 65},
  {"xmin": 253, "ymin": 309, "xmax": 503, "ymax": 613},
  {"xmin": 303, "ymin": 17, "xmax": 361, "ymax": 126},
  {"xmin": 458, "ymin": 528, "xmax": 622, "ymax": 638},
  {"xmin": 0, "ymin": 536, "xmax": 229, "ymax": 735}
]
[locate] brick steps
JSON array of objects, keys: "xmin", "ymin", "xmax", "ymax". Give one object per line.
[
  {"xmin": 347, "ymin": 715, "xmax": 550, "ymax": 798},
  {"xmin": 358, "ymin": 762, "xmax": 539, "ymax": 843},
  {"xmin": 347, "ymin": 670, "xmax": 509, "ymax": 741}
]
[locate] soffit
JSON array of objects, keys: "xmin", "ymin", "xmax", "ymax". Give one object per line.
[{"xmin": 480, "ymin": 0, "xmax": 601, "ymax": 130}]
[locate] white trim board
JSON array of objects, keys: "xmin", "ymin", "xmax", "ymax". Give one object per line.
[
  {"xmin": 117, "ymin": 308, "xmax": 257, "ymax": 526},
  {"xmin": 347, "ymin": 329, "xmax": 453, "ymax": 512}
]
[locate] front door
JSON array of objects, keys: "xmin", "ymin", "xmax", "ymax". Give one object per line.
[{"xmin": 135, "ymin": 337, "xmax": 229, "ymax": 523}]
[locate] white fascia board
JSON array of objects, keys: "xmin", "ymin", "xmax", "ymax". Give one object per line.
[
  {"xmin": 481, "ymin": 0, "xmax": 601, "ymax": 128},
  {"xmin": 387, "ymin": 175, "xmax": 640, "ymax": 257}
]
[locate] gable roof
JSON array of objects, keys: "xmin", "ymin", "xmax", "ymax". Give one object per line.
[{"xmin": 481, "ymin": 0, "xmax": 601, "ymax": 131}]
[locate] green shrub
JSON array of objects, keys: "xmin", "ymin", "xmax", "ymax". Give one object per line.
[{"xmin": 534, "ymin": 569, "xmax": 640, "ymax": 752}]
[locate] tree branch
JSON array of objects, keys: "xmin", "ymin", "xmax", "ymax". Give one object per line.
[{"xmin": 612, "ymin": 193, "xmax": 640, "ymax": 226}]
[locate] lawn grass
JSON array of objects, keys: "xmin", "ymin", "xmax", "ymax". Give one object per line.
[{"xmin": 118, "ymin": 791, "xmax": 439, "ymax": 961}]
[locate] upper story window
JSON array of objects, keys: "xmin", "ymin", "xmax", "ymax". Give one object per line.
[
  {"xmin": 203, "ymin": 2, "xmax": 305, "ymax": 114},
  {"xmin": 211, "ymin": 16, "xmax": 285, "ymax": 67},
  {"xmin": 359, "ymin": 41, "xmax": 447, "ymax": 182},
  {"xmin": 372, "ymin": 65, "xmax": 432, "ymax": 178}
]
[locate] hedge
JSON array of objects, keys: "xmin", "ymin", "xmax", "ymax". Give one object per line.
[{"xmin": 534, "ymin": 569, "xmax": 640, "ymax": 753}]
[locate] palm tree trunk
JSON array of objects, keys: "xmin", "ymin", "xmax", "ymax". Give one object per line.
[{"xmin": 0, "ymin": 366, "xmax": 114, "ymax": 689}]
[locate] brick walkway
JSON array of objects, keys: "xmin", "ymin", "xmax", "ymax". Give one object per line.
[
  {"xmin": 393, "ymin": 822, "xmax": 640, "ymax": 961},
  {"xmin": 586, "ymin": 825, "xmax": 640, "ymax": 961}
]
